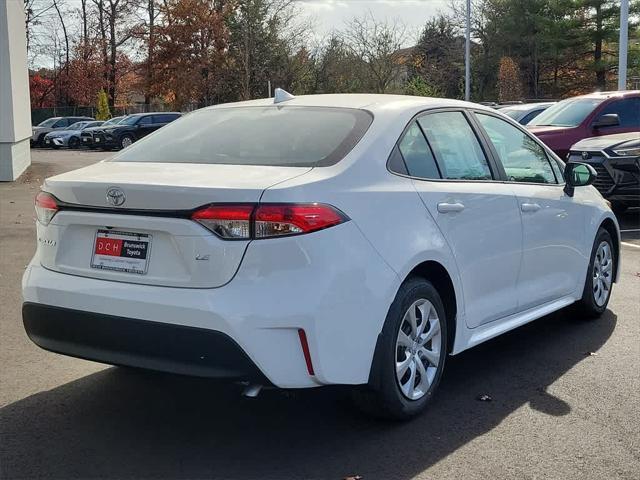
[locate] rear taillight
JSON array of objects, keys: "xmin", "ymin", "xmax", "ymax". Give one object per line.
[
  {"xmin": 34, "ymin": 191, "xmax": 59, "ymax": 226},
  {"xmin": 191, "ymin": 204, "xmax": 253, "ymax": 239},
  {"xmin": 190, "ymin": 203, "xmax": 348, "ymax": 240}
]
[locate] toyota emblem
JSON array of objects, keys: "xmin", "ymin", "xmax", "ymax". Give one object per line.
[
  {"xmin": 106, "ymin": 187, "xmax": 126, "ymax": 206},
  {"xmin": 581, "ymin": 151, "xmax": 591, "ymax": 160}
]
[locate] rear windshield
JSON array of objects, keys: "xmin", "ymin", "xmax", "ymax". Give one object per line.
[{"xmin": 111, "ymin": 106, "xmax": 373, "ymax": 167}]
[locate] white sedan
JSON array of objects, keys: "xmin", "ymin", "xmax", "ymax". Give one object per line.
[{"xmin": 22, "ymin": 92, "xmax": 620, "ymax": 419}]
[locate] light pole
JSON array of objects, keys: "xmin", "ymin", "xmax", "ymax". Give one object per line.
[
  {"xmin": 618, "ymin": 0, "xmax": 629, "ymax": 90},
  {"xmin": 465, "ymin": 0, "xmax": 471, "ymax": 101}
]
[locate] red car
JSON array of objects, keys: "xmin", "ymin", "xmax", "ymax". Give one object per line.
[{"xmin": 527, "ymin": 90, "xmax": 640, "ymax": 159}]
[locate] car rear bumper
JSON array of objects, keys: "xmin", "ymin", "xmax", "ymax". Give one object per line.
[
  {"xmin": 23, "ymin": 302, "xmax": 269, "ymax": 382},
  {"xmin": 22, "ymin": 222, "xmax": 398, "ymax": 388}
]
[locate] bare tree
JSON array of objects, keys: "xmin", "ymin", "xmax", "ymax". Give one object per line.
[{"xmin": 342, "ymin": 13, "xmax": 407, "ymax": 93}]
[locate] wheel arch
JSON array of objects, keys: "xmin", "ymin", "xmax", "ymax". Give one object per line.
[
  {"xmin": 407, "ymin": 261, "xmax": 458, "ymax": 355},
  {"xmin": 366, "ymin": 259, "xmax": 459, "ymax": 390}
]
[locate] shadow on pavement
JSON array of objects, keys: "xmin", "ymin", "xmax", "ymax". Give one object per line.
[{"xmin": 0, "ymin": 310, "xmax": 616, "ymax": 479}]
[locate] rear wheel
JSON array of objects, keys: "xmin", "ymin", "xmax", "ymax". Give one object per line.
[
  {"xmin": 352, "ymin": 277, "xmax": 447, "ymax": 420},
  {"xmin": 575, "ymin": 228, "xmax": 615, "ymax": 318},
  {"xmin": 37, "ymin": 133, "xmax": 46, "ymax": 147}
]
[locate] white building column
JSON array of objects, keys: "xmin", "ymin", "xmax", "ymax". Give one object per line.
[{"xmin": 0, "ymin": 0, "xmax": 31, "ymax": 181}]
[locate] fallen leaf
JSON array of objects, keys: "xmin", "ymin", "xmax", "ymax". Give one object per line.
[{"xmin": 477, "ymin": 394, "xmax": 492, "ymax": 402}]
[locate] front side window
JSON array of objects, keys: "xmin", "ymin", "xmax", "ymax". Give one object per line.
[
  {"xmin": 397, "ymin": 122, "xmax": 440, "ymax": 179},
  {"xmin": 477, "ymin": 113, "xmax": 557, "ymax": 184},
  {"xmin": 137, "ymin": 116, "xmax": 153, "ymax": 125},
  {"xmin": 418, "ymin": 112, "xmax": 492, "ymax": 180},
  {"xmin": 598, "ymin": 98, "xmax": 640, "ymax": 127},
  {"xmin": 112, "ymin": 107, "xmax": 373, "ymax": 167},
  {"xmin": 53, "ymin": 119, "xmax": 68, "ymax": 128}
]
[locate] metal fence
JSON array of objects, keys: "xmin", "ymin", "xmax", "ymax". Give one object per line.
[{"xmin": 30, "ymin": 104, "xmax": 184, "ymax": 126}]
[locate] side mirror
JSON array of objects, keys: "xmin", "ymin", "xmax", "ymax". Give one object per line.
[
  {"xmin": 564, "ymin": 162, "xmax": 597, "ymax": 197},
  {"xmin": 592, "ymin": 113, "xmax": 620, "ymax": 129}
]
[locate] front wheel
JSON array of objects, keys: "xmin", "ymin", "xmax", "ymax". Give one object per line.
[
  {"xmin": 119, "ymin": 134, "xmax": 134, "ymax": 149},
  {"xmin": 352, "ymin": 277, "xmax": 448, "ymax": 420},
  {"xmin": 575, "ymin": 228, "xmax": 615, "ymax": 318},
  {"xmin": 68, "ymin": 137, "xmax": 79, "ymax": 149}
]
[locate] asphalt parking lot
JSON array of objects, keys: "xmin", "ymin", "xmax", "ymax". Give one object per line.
[{"xmin": 1, "ymin": 150, "xmax": 639, "ymax": 480}]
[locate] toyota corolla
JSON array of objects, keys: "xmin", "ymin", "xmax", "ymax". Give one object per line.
[{"xmin": 22, "ymin": 92, "xmax": 620, "ymax": 419}]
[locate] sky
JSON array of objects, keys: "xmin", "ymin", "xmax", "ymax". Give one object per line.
[{"xmin": 296, "ymin": 0, "xmax": 451, "ymax": 44}]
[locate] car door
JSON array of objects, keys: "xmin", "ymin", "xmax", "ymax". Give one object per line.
[
  {"xmin": 474, "ymin": 112, "xmax": 586, "ymax": 311},
  {"xmin": 135, "ymin": 115, "xmax": 154, "ymax": 139},
  {"xmin": 401, "ymin": 110, "xmax": 523, "ymax": 328}
]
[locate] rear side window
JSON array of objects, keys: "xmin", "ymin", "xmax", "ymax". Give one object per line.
[
  {"xmin": 418, "ymin": 112, "xmax": 492, "ymax": 180},
  {"xmin": 153, "ymin": 114, "xmax": 180, "ymax": 123},
  {"xmin": 397, "ymin": 122, "xmax": 440, "ymax": 179},
  {"xmin": 599, "ymin": 98, "xmax": 640, "ymax": 127},
  {"xmin": 476, "ymin": 113, "xmax": 557, "ymax": 184},
  {"xmin": 112, "ymin": 107, "xmax": 373, "ymax": 167}
]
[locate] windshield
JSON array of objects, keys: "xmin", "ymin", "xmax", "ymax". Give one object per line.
[
  {"xmin": 37, "ymin": 118, "xmax": 59, "ymax": 127},
  {"xmin": 65, "ymin": 122, "xmax": 88, "ymax": 130},
  {"xmin": 112, "ymin": 106, "xmax": 373, "ymax": 167},
  {"xmin": 119, "ymin": 116, "xmax": 142, "ymax": 126},
  {"xmin": 104, "ymin": 117, "xmax": 124, "ymax": 125},
  {"xmin": 529, "ymin": 98, "xmax": 604, "ymax": 127}
]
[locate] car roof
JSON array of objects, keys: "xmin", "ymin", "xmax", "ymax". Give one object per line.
[
  {"xmin": 129, "ymin": 112, "xmax": 182, "ymax": 117},
  {"xmin": 574, "ymin": 90, "xmax": 640, "ymax": 100},
  {"xmin": 203, "ymin": 93, "xmax": 492, "ymax": 116},
  {"xmin": 500, "ymin": 102, "xmax": 555, "ymax": 111}
]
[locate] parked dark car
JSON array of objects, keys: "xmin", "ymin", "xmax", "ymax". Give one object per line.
[
  {"xmin": 568, "ymin": 132, "xmax": 640, "ymax": 213},
  {"xmin": 31, "ymin": 116, "xmax": 95, "ymax": 147},
  {"xmin": 80, "ymin": 116, "xmax": 126, "ymax": 148},
  {"xmin": 527, "ymin": 90, "xmax": 640, "ymax": 159},
  {"xmin": 93, "ymin": 112, "xmax": 182, "ymax": 150}
]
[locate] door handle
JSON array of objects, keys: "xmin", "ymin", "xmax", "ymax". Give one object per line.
[
  {"xmin": 437, "ymin": 202, "xmax": 465, "ymax": 213},
  {"xmin": 521, "ymin": 202, "xmax": 541, "ymax": 212}
]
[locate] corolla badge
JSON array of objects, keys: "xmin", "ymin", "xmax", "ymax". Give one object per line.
[{"xmin": 106, "ymin": 187, "xmax": 126, "ymax": 206}]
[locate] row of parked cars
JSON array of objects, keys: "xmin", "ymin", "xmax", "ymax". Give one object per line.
[
  {"xmin": 487, "ymin": 91, "xmax": 639, "ymax": 212},
  {"xmin": 30, "ymin": 112, "xmax": 182, "ymax": 151},
  {"xmin": 31, "ymin": 91, "xmax": 638, "ymax": 211}
]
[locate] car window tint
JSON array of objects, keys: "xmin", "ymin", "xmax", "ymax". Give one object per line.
[
  {"xmin": 388, "ymin": 146, "xmax": 408, "ymax": 175},
  {"xmin": 397, "ymin": 122, "xmax": 440, "ymax": 179},
  {"xmin": 112, "ymin": 107, "xmax": 373, "ymax": 167},
  {"xmin": 477, "ymin": 113, "xmax": 557, "ymax": 184},
  {"xmin": 153, "ymin": 114, "xmax": 180, "ymax": 123},
  {"xmin": 53, "ymin": 119, "xmax": 68, "ymax": 127},
  {"xmin": 417, "ymin": 112, "xmax": 492, "ymax": 180},
  {"xmin": 520, "ymin": 109, "xmax": 543, "ymax": 125},
  {"xmin": 599, "ymin": 98, "xmax": 640, "ymax": 127},
  {"xmin": 137, "ymin": 116, "xmax": 153, "ymax": 125}
]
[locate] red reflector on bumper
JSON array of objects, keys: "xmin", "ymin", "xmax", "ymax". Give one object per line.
[{"xmin": 298, "ymin": 328, "xmax": 315, "ymax": 376}]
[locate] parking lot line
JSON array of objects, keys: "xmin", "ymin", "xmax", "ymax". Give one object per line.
[{"xmin": 621, "ymin": 242, "xmax": 640, "ymax": 249}]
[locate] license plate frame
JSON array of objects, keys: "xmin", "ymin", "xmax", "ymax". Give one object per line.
[{"xmin": 91, "ymin": 229, "xmax": 152, "ymax": 275}]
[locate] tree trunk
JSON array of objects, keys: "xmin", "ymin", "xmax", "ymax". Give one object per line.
[
  {"xmin": 53, "ymin": 0, "xmax": 70, "ymax": 105},
  {"xmin": 108, "ymin": 0, "xmax": 118, "ymax": 107}
]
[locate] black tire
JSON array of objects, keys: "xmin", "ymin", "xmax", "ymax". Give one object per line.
[
  {"xmin": 37, "ymin": 133, "xmax": 47, "ymax": 147},
  {"xmin": 574, "ymin": 228, "xmax": 615, "ymax": 318},
  {"xmin": 51, "ymin": 143, "xmax": 60, "ymax": 150},
  {"xmin": 68, "ymin": 137, "xmax": 79, "ymax": 149},
  {"xmin": 351, "ymin": 277, "xmax": 448, "ymax": 420},
  {"xmin": 119, "ymin": 134, "xmax": 134, "ymax": 150}
]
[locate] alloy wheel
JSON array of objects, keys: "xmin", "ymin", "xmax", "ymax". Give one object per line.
[
  {"xmin": 593, "ymin": 240, "xmax": 613, "ymax": 307},
  {"xmin": 121, "ymin": 136, "xmax": 133, "ymax": 148},
  {"xmin": 395, "ymin": 298, "xmax": 442, "ymax": 400}
]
